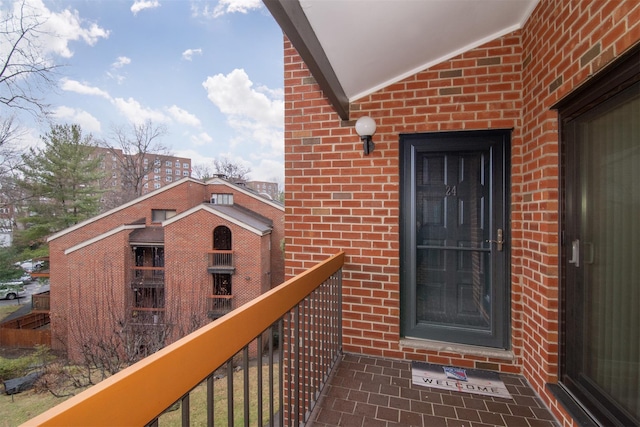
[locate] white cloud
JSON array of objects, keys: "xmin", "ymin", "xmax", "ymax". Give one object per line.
[
  {"xmin": 202, "ymin": 68, "xmax": 283, "ymax": 156},
  {"xmin": 6, "ymin": 0, "xmax": 110, "ymax": 59},
  {"xmin": 60, "ymin": 78, "xmax": 112, "ymax": 100},
  {"xmin": 203, "ymin": 69, "xmax": 283, "ymax": 128},
  {"xmin": 52, "ymin": 106, "xmax": 102, "ymax": 133},
  {"xmin": 182, "ymin": 48, "xmax": 202, "ymax": 61},
  {"xmin": 251, "ymin": 158, "xmax": 284, "ymax": 188},
  {"xmin": 113, "ymin": 97, "xmax": 170, "ymax": 124},
  {"xmin": 190, "ymin": 132, "xmax": 213, "ymax": 147},
  {"xmin": 192, "ymin": 0, "xmax": 262, "ymax": 18},
  {"xmin": 167, "ymin": 105, "xmax": 201, "ymax": 127},
  {"xmin": 112, "ymin": 56, "xmax": 131, "ymax": 69},
  {"xmin": 131, "ymin": 0, "xmax": 160, "ymax": 16}
]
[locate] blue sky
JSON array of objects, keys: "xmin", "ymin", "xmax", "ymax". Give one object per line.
[{"xmin": 1, "ymin": 0, "xmax": 285, "ymax": 184}]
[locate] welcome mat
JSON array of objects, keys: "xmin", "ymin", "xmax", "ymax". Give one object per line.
[{"xmin": 411, "ymin": 362, "xmax": 512, "ymax": 399}]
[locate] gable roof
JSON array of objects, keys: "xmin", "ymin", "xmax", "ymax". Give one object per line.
[
  {"xmin": 48, "ymin": 177, "xmax": 282, "ymax": 243},
  {"xmin": 205, "ymin": 177, "xmax": 284, "ymax": 211},
  {"xmin": 163, "ymin": 203, "xmax": 273, "ymax": 236},
  {"xmin": 47, "ymin": 177, "xmax": 205, "ymax": 243},
  {"xmin": 264, "ymin": 0, "xmax": 539, "ymax": 120}
]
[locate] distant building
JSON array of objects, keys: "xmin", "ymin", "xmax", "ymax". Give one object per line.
[
  {"xmin": 0, "ymin": 199, "xmax": 14, "ymax": 247},
  {"xmin": 91, "ymin": 147, "xmax": 192, "ymax": 209},
  {"xmin": 47, "ymin": 177, "xmax": 284, "ymax": 361},
  {"xmin": 245, "ymin": 181, "xmax": 279, "ymax": 200}
]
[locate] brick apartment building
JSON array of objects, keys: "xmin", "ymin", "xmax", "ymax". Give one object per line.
[
  {"xmin": 0, "ymin": 202, "xmax": 13, "ymax": 247},
  {"xmin": 245, "ymin": 180, "xmax": 280, "ymax": 201},
  {"xmin": 265, "ymin": 0, "xmax": 639, "ymax": 425},
  {"xmin": 47, "ymin": 177, "xmax": 284, "ymax": 361},
  {"xmin": 92, "ymin": 146, "xmax": 192, "ymax": 209}
]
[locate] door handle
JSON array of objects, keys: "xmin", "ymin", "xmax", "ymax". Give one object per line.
[
  {"xmin": 569, "ymin": 239, "xmax": 579, "ymax": 267},
  {"xmin": 486, "ymin": 228, "xmax": 504, "ymax": 251}
]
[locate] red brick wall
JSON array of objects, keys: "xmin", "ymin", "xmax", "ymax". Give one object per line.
[
  {"xmin": 51, "ymin": 230, "xmax": 129, "ymax": 360},
  {"xmin": 282, "ymin": 0, "xmax": 639, "ymax": 425},
  {"xmin": 517, "ymin": 1, "xmax": 639, "ymax": 424}
]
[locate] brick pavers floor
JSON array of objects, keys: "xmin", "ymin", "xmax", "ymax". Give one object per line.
[{"xmin": 309, "ymin": 353, "xmax": 560, "ymax": 427}]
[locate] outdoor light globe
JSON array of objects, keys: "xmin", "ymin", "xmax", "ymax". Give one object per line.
[{"xmin": 355, "ymin": 116, "xmax": 376, "ymax": 137}]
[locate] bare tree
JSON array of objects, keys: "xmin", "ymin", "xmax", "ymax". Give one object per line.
[
  {"xmin": 191, "ymin": 163, "xmax": 215, "ymax": 181},
  {"xmin": 100, "ymin": 120, "xmax": 170, "ymax": 207},
  {"xmin": 1, "ymin": 0, "xmax": 60, "ymax": 116},
  {"xmin": 213, "ymin": 157, "xmax": 251, "ymax": 182},
  {"xmin": 42, "ymin": 256, "xmax": 210, "ymax": 397}
]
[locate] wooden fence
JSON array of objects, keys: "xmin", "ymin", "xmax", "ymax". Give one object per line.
[{"xmin": 0, "ymin": 312, "xmax": 51, "ymax": 348}]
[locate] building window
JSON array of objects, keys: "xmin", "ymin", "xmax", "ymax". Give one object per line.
[
  {"xmin": 154, "ymin": 183, "xmax": 161, "ymax": 189},
  {"xmin": 154, "ymin": 168, "xmax": 160, "ymax": 173},
  {"xmin": 211, "ymin": 193, "xmax": 233, "ymax": 205},
  {"xmin": 183, "ymin": 171, "xmax": 189, "ymax": 176},
  {"xmin": 154, "ymin": 176, "xmax": 160, "ymax": 181},
  {"xmin": 154, "ymin": 159, "xmax": 161, "ymax": 166},
  {"xmin": 175, "ymin": 161, "xmax": 180, "ymax": 167},
  {"xmin": 183, "ymin": 163, "xmax": 189, "ymax": 169},
  {"xmin": 144, "ymin": 158, "xmax": 149, "ymax": 164},
  {"xmin": 151, "ymin": 209, "xmax": 176, "ymax": 222},
  {"xmin": 166, "ymin": 176, "xmax": 172, "ymax": 182},
  {"xmin": 165, "ymin": 160, "xmax": 172, "ymax": 167},
  {"xmin": 166, "ymin": 169, "xmax": 172, "ymax": 175},
  {"xmin": 144, "ymin": 183, "xmax": 148, "ymax": 189},
  {"xmin": 144, "ymin": 175, "xmax": 149, "ymax": 181}
]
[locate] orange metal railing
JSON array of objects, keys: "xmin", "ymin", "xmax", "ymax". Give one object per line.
[{"xmin": 24, "ymin": 251, "xmax": 345, "ymax": 427}]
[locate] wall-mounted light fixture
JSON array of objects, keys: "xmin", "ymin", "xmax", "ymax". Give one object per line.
[{"xmin": 355, "ymin": 116, "xmax": 377, "ymax": 155}]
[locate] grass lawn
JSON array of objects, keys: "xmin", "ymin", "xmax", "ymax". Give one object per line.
[
  {"xmin": 0, "ymin": 389, "xmax": 71, "ymax": 427},
  {"xmin": 0, "ymin": 305, "xmax": 22, "ymax": 323},
  {"xmin": 0, "ymin": 361, "xmax": 279, "ymax": 427},
  {"xmin": 157, "ymin": 363, "xmax": 280, "ymax": 426}
]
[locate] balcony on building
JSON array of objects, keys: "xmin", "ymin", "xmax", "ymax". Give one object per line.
[
  {"xmin": 206, "ymin": 293, "xmax": 233, "ymax": 319},
  {"xmin": 207, "ymin": 249, "xmax": 234, "ymax": 273},
  {"xmin": 129, "ymin": 226, "xmax": 165, "ymax": 326}
]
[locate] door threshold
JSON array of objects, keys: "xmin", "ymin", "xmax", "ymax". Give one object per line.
[{"xmin": 400, "ymin": 338, "xmax": 515, "ymax": 362}]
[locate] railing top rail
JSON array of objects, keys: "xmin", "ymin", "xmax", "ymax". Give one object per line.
[
  {"xmin": 207, "ymin": 294, "xmax": 233, "ymax": 300},
  {"xmin": 131, "ymin": 266, "xmax": 165, "ymax": 271},
  {"xmin": 25, "ymin": 251, "xmax": 345, "ymax": 427},
  {"xmin": 207, "ymin": 249, "xmax": 233, "ymax": 253}
]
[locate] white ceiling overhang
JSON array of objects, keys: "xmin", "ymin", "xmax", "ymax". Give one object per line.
[{"xmin": 264, "ymin": 0, "xmax": 539, "ymax": 120}]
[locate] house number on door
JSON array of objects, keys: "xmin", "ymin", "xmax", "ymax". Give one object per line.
[{"xmin": 445, "ymin": 185, "xmax": 457, "ymax": 196}]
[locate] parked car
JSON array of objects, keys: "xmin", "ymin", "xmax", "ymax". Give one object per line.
[
  {"xmin": 14, "ymin": 259, "xmax": 44, "ymax": 273},
  {"xmin": 0, "ymin": 282, "xmax": 27, "ymax": 300}
]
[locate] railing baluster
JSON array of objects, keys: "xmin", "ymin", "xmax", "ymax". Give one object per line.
[
  {"xmin": 181, "ymin": 394, "xmax": 190, "ymax": 427},
  {"xmin": 278, "ymin": 317, "xmax": 284, "ymax": 427},
  {"xmin": 227, "ymin": 360, "xmax": 234, "ymax": 427},
  {"xmin": 243, "ymin": 347, "xmax": 249, "ymax": 427},
  {"xmin": 257, "ymin": 334, "xmax": 263, "ymax": 427},
  {"xmin": 293, "ymin": 306, "xmax": 300, "ymax": 426},
  {"xmin": 207, "ymin": 375, "xmax": 214, "ymax": 427}
]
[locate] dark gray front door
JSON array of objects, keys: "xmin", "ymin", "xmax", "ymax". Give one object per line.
[{"xmin": 400, "ymin": 130, "xmax": 510, "ymax": 348}]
